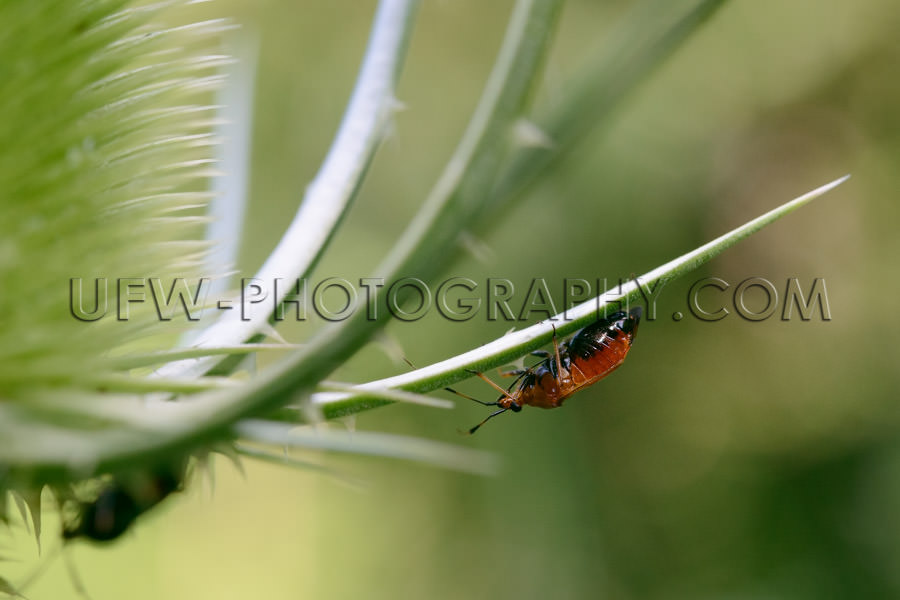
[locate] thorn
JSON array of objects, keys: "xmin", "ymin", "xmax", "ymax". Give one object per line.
[
  {"xmin": 341, "ymin": 414, "xmax": 357, "ymax": 433},
  {"xmin": 258, "ymin": 322, "xmax": 288, "ymax": 345},
  {"xmin": 512, "ymin": 118, "xmax": 555, "ymax": 149},
  {"xmin": 388, "ymin": 96, "xmax": 408, "ymax": 113},
  {"xmin": 381, "ymin": 98, "xmax": 407, "ymax": 142},
  {"xmin": 299, "ymin": 399, "xmax": 324, "ymax": 426},
  {"xmin": 373, "ymin": 331, "xmax": 408, "ymax": 367},
  {"xmin": 458, "ymin": 230, "xmax": 495, "ymax": 264}
]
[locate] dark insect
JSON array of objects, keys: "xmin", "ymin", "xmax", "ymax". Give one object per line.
[
  {"xmin": 12, "ymin": 464, "xmax": 187, "ymax": 596},
  {"xmin": 63, "ymin": 462, "xmax": 184, "ymax": 542},
  {"xmin": 456, "ymin": 306, "xmax": 642, "ymax": 433}
]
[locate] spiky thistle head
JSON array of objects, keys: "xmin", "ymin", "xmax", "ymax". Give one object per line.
[{"xmin": 0, "ymin": 1, "xmax": 227, "ymax": 404}]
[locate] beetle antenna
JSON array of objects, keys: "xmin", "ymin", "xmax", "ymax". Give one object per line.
[{"xmin": 463, "ymin": 408, "xmax": 509, "ymax": 435}]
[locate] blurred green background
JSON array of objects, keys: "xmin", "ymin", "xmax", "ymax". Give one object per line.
[{"xmin": 19, "ymin": 0, "xmax": 900, "ymax": 597}]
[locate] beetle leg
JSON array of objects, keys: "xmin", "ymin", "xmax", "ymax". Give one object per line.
[
  {"xmin": 498, "ymin": 368, "xmax": 528, "ymax": 378},
  {"xmin": 443, "ymin": 386, "xmax": 497, "ymax": 407},
  {"xmin": 551, "ymin": 324, "xmax": 572, "ymax": 386},
  {"xmin": 465, "ymin": 369, "xmax": 518, "ymax": 402},
  {"xmin": 552, "ymin": 324, "xmax": 563, "ymax": 373}
]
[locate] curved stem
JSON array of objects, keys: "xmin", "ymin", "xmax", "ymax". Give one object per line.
[{"xmin": 156, "ymin": 0, "xmax": 421, "ymax": 378}]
